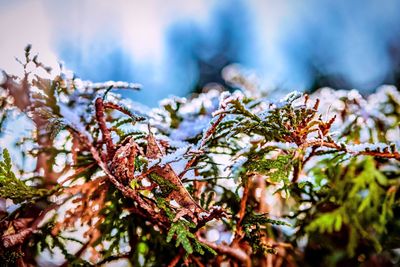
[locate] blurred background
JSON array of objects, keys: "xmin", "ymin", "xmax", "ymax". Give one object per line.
[{"xmin": 1, "ymin": 0, "xmax": 400, "ymax": 106}]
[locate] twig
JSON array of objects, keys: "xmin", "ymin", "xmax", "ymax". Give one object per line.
[
  {"xmin": 237, "ymin": 181, "xmax": 249, "ymax": 227},
  {"xmin": 198, "ymin": 237, "xmax": 251, "ymax": 267},
  {"xmin": 94, "ymin": 253, "xmax": 131, "ymax": 265},
  {"xmin": 167, "ymin": 248, "xmax": 184, "ymax": 267},
  {"xmin": 191, "ymin": 256, "xmax": 205, "ymax": 267},
  {"xmin": 95, "ymin": 98, "xmax": 115, "ymax": 159},
  {"xmin": 103, "ymin": 101, "xmax": 145, "ymax": 121},
  {"xmin": 299, "ymin": 140, "xmax": 400, "ymax": 160},
  {"xmin": 180, "ymin": 114, "xmax": 226, "ymax": 178},
  {"xmin": 70, "ymin": 129, "xmax": 169, "ymax": 227},
  {"xmin": 231, "ymin": 177, "xmax": 249, "ymax": 246}
]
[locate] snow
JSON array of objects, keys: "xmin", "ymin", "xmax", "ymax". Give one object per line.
[
  {"xmin": 6, "ymin": 200, "xmax": 21, "ymax": 214},
  {"xmin": 89, "ymin": 81, "xmax": 141, "ymax": 90},
  {"xmin": 230, "ymin": 156, "xmax": 248, "ymax": 176},
  {"xmin": 257, "ymin": 109, "xmax": 271, "ymax": 120},
  {"xmin": 346, "ymin": 142, "xmax": 394, "ymax": 153},
  {"xmin": 181, "ymin": 90, "xmax": 220, "ymax": 113},
  {"xmin": 120, "ymin": 98, "xmax": 151, "ymax": 115},
  {"xmin": 170, "ymin": 116, "xmax": 211, "ymax": 141},
  {"xmin": 309, "ymin": 86, "xmax": 400, "ymax": 144},
  {"xmin": 59, "ymin": 103, "xmax": 93, "ymax": 142},
  {"xmin": 141, "ymin": 177, "xmax": 152, "ymax": 187},
  {"xmin": 281, "ymin": 90, "xmax": 302, "ymax": 103},
  {"xmin": 217, "ymin": 90, "xmax": 244, "ymax": 111},
  {"xmin": 264, "ymin": 141, "xmax": 298, "ymax": 150},
  {"xmin": 147, "ymin": 145, "xmax": 192, "ymax": 168},
  {"xmin": 169, "ymin": 199, "xmax": 180, "ymax": 208},
  {"xmin": 159, "ymin": 96, "xmax": 186, "ymax": 108},
  {"xmin": 155, "ymin": 134, "xmax": 189, "ymax": 148},
  {"xmin": 3, "ymin": 61, "xmax": 400, "ymax": 265}
]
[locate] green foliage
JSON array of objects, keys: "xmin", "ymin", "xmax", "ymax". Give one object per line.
[
  {"xmin": 305, "ymin": 206, "xmax": 346, "ymax": 234},
  {"xmin": 220, "ymin": 91, "xmax": 319, "ymax": 144},
  {"xmin": 166, "ymin": 219, "xmax": 217, "ymax": 256},
  {"xmin": 0, "ymin": 249, "xmax": 24, "ymax": 265},
  {"xmin": 242, "ymin": 212, "xmax": 290, "ymax": 255},
  {"xmin": 158, "ymin": 198, "xmax": 216, "ymax": 256},
  {"xmin": 247, "ymin": 155, "xmax": 293, "ymax": 183},
  {"xmin": 0, "ymin": 149, "xmax": 49, "ymax": 203},
  {"xmin": 1, "ymin": 52, "xmax": 399, "ymax": 266},
  {"xmin": 33, "ymin": 218, "xmax": 91, "ymax": 266},
  {"xmin": 162, "ymin": 100, "xmax": 183, "ymax": 129},
  {"xmin": 94, "ymin": 189, "xmax": 130, "ymax": 259},
  {"xmin": 303, "ymin": 156, "xmax": 398, "ymax": 257},
  {"xmin": 148, "ymin": 172, "xmax": 178, "ymax": 196},
  {"xmin": 243, "ymin": 212, "xmax": 290, "ymax": 227}
]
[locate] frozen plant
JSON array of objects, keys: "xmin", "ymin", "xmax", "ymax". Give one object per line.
[{"xmin": 0, "ymin": 46, "xmax": 399, "ymax": 266}]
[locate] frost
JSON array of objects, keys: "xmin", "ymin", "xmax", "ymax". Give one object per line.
[
  {"xmin": 282, "ymin": 90, "xmax": 302, "ymax": 102},
  {"xmin": 219, "ymin": 91, "xmax": 231, "ymax": 104},
  {"xmin": 170, "ymin": 116, "xmax": 211, "ymax": 141},
  {"xmin": 119, "ymin": 98, "xmax": 151, "ymax": 118},
  {"xmin": 155, "ymin": 134, "xmax": 189, "ymax": 148},
  {"xmin": 141, "ymin": 178, "xmax": 152, "ymax": 187},
  {"xmin": 230, "ymin": 156, "xmax": 248, "ymax": 176},
  {"xmin": 169, "ymin": 199, "xmax": 181, "ymax": 208},
  {"xmin": 347, "ymin": 89, "xmax": 362, "ymax": 101},
  {"xmin": 257, "ymin": 109, "xmax": 271, "ymax": 121},
  {"xmin": 198, "ymin": 212, "xmax": 209, "ymax": 218},
  {"xmin": 148, "ymin": 145, "xmax": 192, "ymax": 168},
  {"xmin": 89, "ymin": 81, "xmax": 141, "ymax": 90},
  {"xmin": 159, "ymin": 96, "xmax": 186, "ymax": 108},
  {"xmin": 217, "ymin": 90, "xmax": 245, "ymax": 112},
  {"xmin": 264, "ymin": 141, "xmax": 298, "ymax": 150},
  {"xmin": 346, "ymin": 142, "xmax": 393, "ymax": 153},
  {"xmin": 6, "ymin": 200, "xmax": 21, "ymax": 214},
  {"xmin": 59, "ymin": 103, "xmax": 93, "ymax": 142},
  {"xmin": 2, "ymin": 58, "xmax": 400, "ymax": 265},
  {"xmin": 187, "ymin": 90, "xmax": 220, "ymax": 113}
]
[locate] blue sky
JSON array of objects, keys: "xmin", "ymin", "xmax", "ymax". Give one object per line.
[{"xmin": 1, "ymin": 0, "xmax": 400, "ymax": 106}]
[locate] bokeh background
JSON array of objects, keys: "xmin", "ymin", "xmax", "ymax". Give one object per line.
[{"xmin": 1, "ymin": 0, "xmax": 400, "ymax": 106}]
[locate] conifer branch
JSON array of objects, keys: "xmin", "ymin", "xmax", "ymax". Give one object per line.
[{"xmin": 1, "ymin": 50, "xmax": 399, "ymax": 266}]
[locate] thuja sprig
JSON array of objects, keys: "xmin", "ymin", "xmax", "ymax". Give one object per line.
[
  {"xmin": 157, "ymin": 198, "xmax": 216, "ymax": 256},
  {"xmin": 0, "ymin": 48, "xmax": 399, "ymax": 266},
  {"xmin": 0, "ymin": 149, "xmax": 50, "ymax": 203}
]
